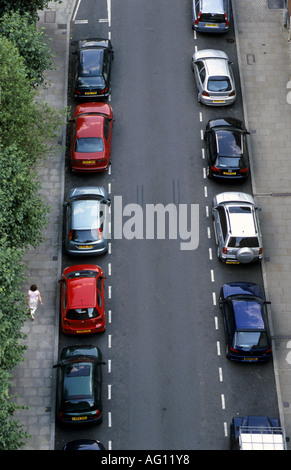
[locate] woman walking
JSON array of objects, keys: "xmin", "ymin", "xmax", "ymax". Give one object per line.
[{"xmin": 27, "ymin": 284, "xmax": 43, "ymax": 320}]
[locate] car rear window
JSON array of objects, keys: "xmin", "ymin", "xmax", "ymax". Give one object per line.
[
  {"xmin": 208, "ymin": 77, "xmax": 231, "ymax": 92},
  {"xmin": 200, "ymin": 13, "xmax": 225, "ymax": 23},
  {"xmin": 235, "ymin": 331, "xmax": 269, "ymax": 349},
  {"xmin": 71, "ymin": 228, "xmax": 100, "ymax": 243},
  {"xmin": 228, "ymin": 237, "xmax": 259, "ymax": 248},
  {"xmin": 66, "ymin": 308, "xmax": 99, "ymax": 320},
  {"xmin": 75, "ymin": 137, "xmax": 104, "ymax": 153}
]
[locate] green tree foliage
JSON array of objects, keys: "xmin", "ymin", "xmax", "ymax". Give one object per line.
[
  {"xmin": 0, "ymin": 11, "xmax": 55, "ymax": 87},
  {"xmin": 0, "ymin": 26, "xmax": 65, "ymax": 448},
  {"xmin": 0, "ymin": 0, "xmax": 62, "ymax": 22}
]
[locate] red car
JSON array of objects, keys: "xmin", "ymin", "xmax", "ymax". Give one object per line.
[
  {"xmin": 70, "ymin": 102, "xmax": 113, "ymax": 172},
  {"xmin": 60, "ymin": 264, "xmax": 106, "ymax": 335}
]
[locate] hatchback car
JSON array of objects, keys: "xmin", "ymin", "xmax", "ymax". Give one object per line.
[
  {"xmin": 204, "ymin": 117, "xmax": 250, "ymax": 181},
  {"xmin": 72, "ymin": 38, "xmax": 114, "ymax": 99},
  {"xmin": 70, "ymin": 102, "xmax": 113, "ymax": 172},
  {"xmin": 59, "ymin": 264, "xmax": 106, "ymax": 335},
  {"xmin": 54, "ymin": 345, "xmax": 104, "ymax": 424},
  {"xmin": 212, "ymin": 192, "xmax": 263, "ymax": 263},
  {"xmin": 219, "ymin": 282, "xmax": 272, "ymax": 362},
  {"xmin": 191, "ymin": 49, "xmax": 236, "ymax": 106},
  {"xmin": 192, "ymin": 0, "xmax": 230, "ymax": 33},
  {"xmin": 64, "ymin": 186, "xmax": 111, "ymax": 256}
]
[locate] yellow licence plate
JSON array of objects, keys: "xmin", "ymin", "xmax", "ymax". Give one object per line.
[
  {"xmin": 72, "ymin": 416, "xmax": 87, "ymax": 421},
  {"xmin": 213, "ymin": 100, "xmax": 225, "ymax": 103},
  {"xmin": 226, "ymin": 261, "xmax": 239, "ymax": 264},
  {"xmin": 85, "ymin": 91, "xmax": 97, "ymax": 95},
  {"xmin": 206, "ymin": 24, "xmax": 218, "ymax": 27},
  {"xmin": 76, "ymin": 330, "xmax": 91, "ymax": 333},
  {"xmin": 82, "ymin": 160, "xmax": 95, "ymax": 164},
  {"xmin": 78, "ymin": 245, "xmax": 93, "ymax": 249},
  {"xmin": 223, "ymin": 172, "xmax": 236, "ymax": 175},
  {"xmin": 244, "ymin": 357, "xmax": 258, "ymax": 361}
]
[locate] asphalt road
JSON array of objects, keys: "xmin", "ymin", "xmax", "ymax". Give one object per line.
[{"xmin": 55, "ymin": 0, "xmax": 279, "ymax": 450}]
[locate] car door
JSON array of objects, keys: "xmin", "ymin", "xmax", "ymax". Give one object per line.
[
  {"xmin": 103, "ymin": 117, "xmax": 112, "ymax": 163},
  {"xmin": 194, "ymin": 61, "xmax": 206, "ymax": 95},
  {"xmin": 213, "ymin": 205, "xmax": 227, "ymax": 256}
]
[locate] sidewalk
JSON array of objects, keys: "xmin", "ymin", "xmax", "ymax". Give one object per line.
[
  {"xmin": 233, "ymin": 0, "xmax": 291, "ymax": 449},
  {"xmin": 11, "ymin": 0, "xmax": 76, "ymax": 450},
  {"xmin": 10, "ymin": 0, "xmax": 291, "ymax": 450}
]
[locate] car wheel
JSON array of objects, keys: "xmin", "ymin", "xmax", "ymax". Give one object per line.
[{"xmin": 225, "ymin": 344, "xmax": 230, "ymax": 359}]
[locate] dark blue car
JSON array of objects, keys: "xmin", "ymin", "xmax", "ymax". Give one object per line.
[{"xmin": 219, "ymin": 282, "xmax": 272, "ymax": 362}]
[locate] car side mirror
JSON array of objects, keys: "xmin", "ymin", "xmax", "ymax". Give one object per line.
[
  {"xmin": 255, "ymin": 207, "xmax": 261, "ymax": 211},
  {"xmin": 264, "ymin": 301, "xmax": 271, "ymax": 305},
  {"xmin": 53, "ymin": 363, "xmax": 60, "ymax": 368}
]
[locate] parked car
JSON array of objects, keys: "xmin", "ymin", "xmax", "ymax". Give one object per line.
[
  {"xmin": 64, "ymin": 186, "xmax": 111, "ymax": 256},
  {"xmin": 192, "ymin": 0, "xmax": 230, "ymax": 33},
  {"xmin": 63, "ymin": 439, "xmax": 106, "ymax": 450},
  {"xmin": 59, "ymin": 264, "xmax": 106, "ymax": 335},
  {"xmin": 204, "ymin": 117, "xmax": 250, "ymax": 181},
  {"xmin": 72, "ymin": 38, "xmax": 114, "ymax": 99},
  {"xmin": 212, "ymin": 192, "xmax": 263, "ymax": 263},
  {"xmin": 219, "ymin": 282, "xmax": 272, "ymax": 362},
  {"xmin": 70, "ymin": 102, "xmax": 113, "ymax": 172},
  {"xmin": 54, "ymin": 345, "xmax": 104, "ymax": 424},
  {"xmin": 191, "ymin": 49, "xmax": 236, "ymax": 106}
]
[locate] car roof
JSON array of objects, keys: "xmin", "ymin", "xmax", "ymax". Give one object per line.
[
  {"xmin": 205, "ymin": 58, "xmax": 230, "ymax": 77},
  {"xmin": 71, "ymin": 199, "xmax": 101, "ymax": 230},
  {"xmin": 233, "ymin": 300, "xmax": 265, "ymax": 330},
  {"xmin": 63, "ymin": 362, "xmax": 93, "ymax": 398},
  {"xmin": 227, "ymin": 207, "xmax": 257, "ymax": 237},
  {"xmin": 80, "ymin": 48, "xmax": 103, "ymax": 76},
  {"xmin": 67, "ymin": 277, "xmax": 96, "ymax": 308},
  {"xmin": 216, "ymin": 130, "xmax": 243, "ymax": 157},
  {"xmin": 201, "ymin": 0, "xmax": 225, "ymax": 13},
  {"xmin": 76, "ymin": 114, "xmax": 104, "ymax": 138}
]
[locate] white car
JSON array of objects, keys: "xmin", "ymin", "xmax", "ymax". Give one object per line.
[{"xmin": 191, "ymin": 49, "xmax": 236, "ymax": 106}]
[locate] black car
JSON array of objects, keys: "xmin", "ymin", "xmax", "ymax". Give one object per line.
[
  {"xmin": 72, "ymin": 38, "xmax": 114, "ymax": 99},
  {"xmin": 63, "ymin": 439, "xmax": 106, "ymax": 450},
  {"xmin": 219, "ymin": 282, "xmax": 272, "ymax": 362},
  {"xmin": 204, "ymin": 117, "xmax": 250, "ymax": 181},
  {"xmin": 54, "ymin": 345, "xmax": 104, "ymax": 424}
]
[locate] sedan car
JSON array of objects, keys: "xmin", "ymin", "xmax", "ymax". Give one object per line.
[
  {"xmin": 64, "ymin": 186, "xmax": 111, "ymax": 256},
  {"xmin": 191, "ymin": 49, "xmax": 236, "ymax": 106},
  {"xmin": 70, "ymin": 102, "xmax": 113, "ymax": 172},
  {"xmin": 54, "ymin": 345, "xmax": 104, "ymax": 424},
  {"xmin": 204, "ymin": 117, "xmax": 250, "ymax": 181},
  {"xmin": 72, "ymin": 38, "xmax": 114, "ymax": 99},
  {"xmin": 59, "ymin": 264, "xmax": 106, "ymax": 335},
  {"xmin": 219, "ymin": 282, "xmax": 272, "ymax": 362},
  {"xmin": 212, "ymin": 192, "xmax": 263, "ymax": 264}
]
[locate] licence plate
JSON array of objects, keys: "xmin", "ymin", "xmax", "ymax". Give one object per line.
[
  {"xmin": 226, "ymin": 261, "xmax": 239, "ymax": 264},
  {"xmin": 85, "ymin": 91, "xmax": 97, "ymax": 95},
  {"xmin": 72, "ymin": 416, "xmax": 87, "ymax": 421},
  {"xmin": 244, "ymin": 357, "xmax": 258, "ymax": 361},
  {"xmin": 223, "ymin": 171, "xmax": 236, "ymax": 175},
  {"xmin": 213, "ymin": 100, "xmax": 225, "ymax": 103},
  {"xmin": 78, "ymin": 245, "xmax": 93, "ymax": 249},
  {"xmin": 82, "ymin": 160, "xmax": 95, "ymax": 164},
  {"xmin": 76, "ymin": 330, "xmax": 91, "ymax": 333},
  {"xmin": 206, "ymin": 24, "xmax": 218, "ymax": 27}
]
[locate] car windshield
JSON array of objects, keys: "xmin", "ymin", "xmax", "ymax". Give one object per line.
[
  {"xmin": 66, "ymin": 307, "xmax": 99, "ymax": 320},
  {"xmin": 235, "ymin": 331, "xmax": 269, "ymax": 349},
  {"xmin": 75, "ymin": 137, "xmax": 104, "ymax": 153},
  {"xmin": 228, "ymin": 236, "xmax": 259, "ymax": 248},
  {"xmin": 208, "ymin": 77, "xmax": 231, "ymax": 92}
]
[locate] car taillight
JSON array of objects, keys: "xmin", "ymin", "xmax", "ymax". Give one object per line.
[
  {"xmin": 74, "ymin": 89, "xmax": 81, "ymax": 95},
  {"xmin": 229, "ymin": 90, "xmax": 236, "ymax": 97},
  {"xmin": 211, "ymin": 165, "xmax": 221, "ymax": 174},
  {"xmin": 69, "ymin": 230, "xmax": 73, "ymax": 240},
  {"xmin": 101, "ymin": 87, "xmax": 109, "ymax": 94},
  {"xmin": 264, "ymin": 347, "xmax": 272, "ymax": 354},
  {"xmin": 202, "ymin": 90, "xmax": 210, "ymax": 97},
  {"xmin": 224, "ymin": 14, "xmax": 229, "ymax": 27},
  {"xmin": 230, "ymin": 346, "xmax": 238, "ymax": 353},
  {"xmin": 95, "ymin": 410, "xmax": 101, "ymax": 418},
  {"xmin": 222, "ymin": 247, "xmax": 227, "ymax": 254},
  {"xmin": 195, "ymin": 12, "xmax": 202, "ymax": 25},
  {"xmin": 98, "ymin": 227, "xmax": 103, "ymax": 239},
  {"xmin": 239, "ymin": 167, "xmax": 248, "ymax": 173},
  {"xmin": 259, "ymin": 247, "xmax": 263, "ymax": 255}
]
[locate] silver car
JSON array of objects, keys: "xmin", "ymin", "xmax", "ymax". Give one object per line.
[
  {"xmin": 64, "ymin": 186, "xmax": 111, "ymax": 256},
  {"xmin": 212, "ymin": 192, "xmax": 263, "ymax": 264},
  {"xmin": 192, "ymin": 0, "xmax": 230, "ymax": 34},
  {"xmin": 191, "ymin": 49, "xmax": 236, "ymax": 106}
]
